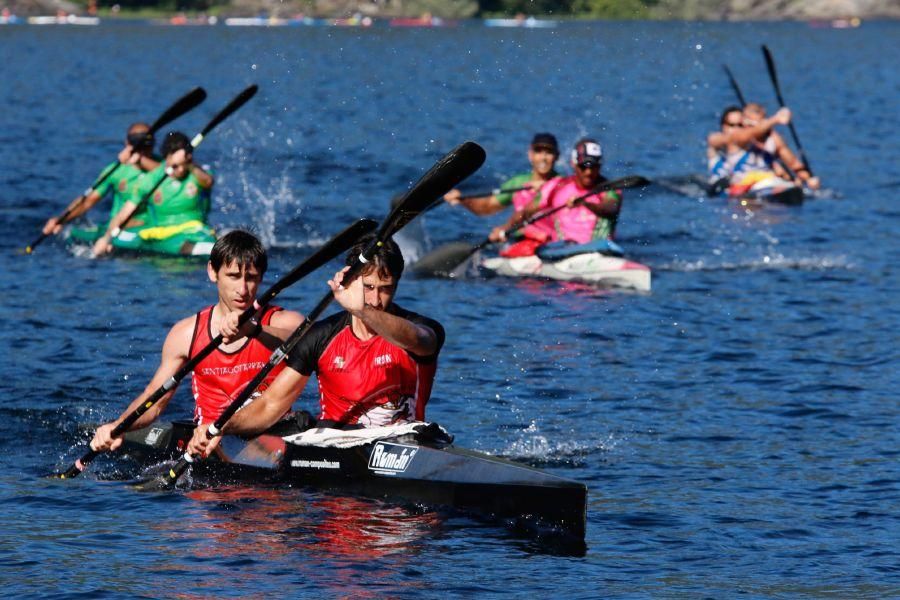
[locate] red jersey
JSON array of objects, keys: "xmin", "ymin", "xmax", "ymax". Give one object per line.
[
  {"xmin": 285, "ymin": 305, "xmax": 445, "ymax": 427},
  {"xmin": 189, "ymin": 305, "xmax": 285, "ymax": 424}
]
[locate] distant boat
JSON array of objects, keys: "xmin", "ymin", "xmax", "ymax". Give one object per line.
[
  {"xmin": 484, "ymin": 16, "xmax": 557, "ymax": 28},
  {"xmin": 166, "ymin": 14, "xmax": 218, "ymax": 26},
  {"xmin": 389, "ymin": 14, "xmax": 452, "ymax": 27},
  {"xmin": 224, "ymin": 16, "xmax": 289, "ymax": 27},
  {"xmin": 332, "ymin": 15, "xmax": 373, "ymax": 27},
  {"xmin": 0, "ymin": 11, "xmax": 21, "ymax": 24},
  {"xmin": 27, "ymin": 14, "xmax": 100, "ymax": 25},
  {"xmin": 224, "ymin": 15, "xmax": 332, "ymax": 27}
]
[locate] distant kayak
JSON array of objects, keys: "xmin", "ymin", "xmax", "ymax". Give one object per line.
[
  {"xmin": 652, "ymin": 174, "xmax": 822, "ymax": 206},
  {"xmin": 67, "ymin": 221, "xmax": 216, "ymax": 257},
  {"xmin": 389, "ymin": 16, "xmax": 452, "ymax": 27},
  {"xmin": 728, "ymin": 177, "xmax": 805, "ymax": 206},
  {"xmin": 733, "ymin": 184, "xmax": 804, "ymax": 206},
  {"xmin": 27, "ymin": 15, "xmax": 99, "ymax": 25},
  {"xmin": 483, "ymin": 17, "xmax": 557, "ymax": 28}
]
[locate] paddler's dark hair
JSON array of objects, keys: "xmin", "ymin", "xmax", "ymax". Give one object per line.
[
  {"xmin": 126, "ymin": 122, "xmax": 154, "ymax": 151},
  {"xmin": 161, "ymin": 131, "xmax": 192, "ymax": 157},
  {"xmin": 720, "ymin": 105, "xmax": 743, "ymax": 126},
  {"xmin": 345, "ymin": 234, "xmax": 404, "ymax": 281},
  {"xmin": 209, "ymin": 230, "xmax": 268, "ymax": 275}
]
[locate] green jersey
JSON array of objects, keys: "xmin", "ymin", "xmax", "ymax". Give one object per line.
[
  {"xmin": 132, "ymin": 165, "xmax": 212, "ymax": 227},
  {"xmin": 93, "ymin": 161, "xmax": 155, "ymax": 219},
  {"xmin": 495, "ymin": 173, "xmax": 534, "ymax": 207}
]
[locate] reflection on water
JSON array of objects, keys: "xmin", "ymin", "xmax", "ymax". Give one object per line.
[{"xmin": 151, "ymin": 487, "xmax": 441, "ymax": 596}]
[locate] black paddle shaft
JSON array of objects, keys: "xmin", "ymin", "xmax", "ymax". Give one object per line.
[
  {"xmin": 156, "ymin": 141, "xmax": 487, "ymax": 488},
  {"xmin": 762, "ymin": 45, "xmax": 813, "ymax": 175},
  {"xmin": 723, "ymin": 64, "xmax": 747, "ymax": 107},
  {"xmin": 26, "ymin": 87, "xmax": 207, "ymax": 254}
]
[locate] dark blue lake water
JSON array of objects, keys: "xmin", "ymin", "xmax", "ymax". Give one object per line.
[{"xmin": 1, "ymin": 19, "xmax": 898, "ymax": 597}]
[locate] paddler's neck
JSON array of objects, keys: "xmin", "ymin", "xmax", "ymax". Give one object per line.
[
  {"xmin": 350, "ymin": 312, "xmax": 376, "ymax": 341},
  {"xmin": 531, "ymin": 169, "xmax": 556, "ymax": 183}
]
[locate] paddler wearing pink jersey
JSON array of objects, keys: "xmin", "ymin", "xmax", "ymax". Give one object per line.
[{"xmin": 499, "ymin": 138, "xmax": 622, "ymax": 258}]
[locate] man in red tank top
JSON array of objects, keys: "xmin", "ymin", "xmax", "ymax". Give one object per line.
[
  {"xmin": 187, "ymin": 235, "xmax": 445, "ymax": 456},
  {"xmin": 89, "ymin": 230, "xmax": 304, "ymax": 453}
]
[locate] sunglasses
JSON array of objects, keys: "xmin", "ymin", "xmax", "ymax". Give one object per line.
[
  {"xmin": 577, "ymin": 162, "xmax": 601, "ymax": 170},
  {"xmin": 127, "ymin": 132, "xmax": 153, "ymax": 147}
]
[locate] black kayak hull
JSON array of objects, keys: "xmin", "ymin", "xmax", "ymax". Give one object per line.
[
  {"xmin": 735, "ymin": 185, "xmax": 804, "ymax": 206},
  {"xmin": 120, "ymin": 421, "xmax": 587, "ymax": 539}
]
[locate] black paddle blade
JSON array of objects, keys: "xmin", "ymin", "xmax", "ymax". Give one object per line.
[
  {"xmin": 410, "ymin": 241, "xmax": 480, "ymax": 278},
  {"xmin": 199, "ymin": 84, "xmax": 258, "ymax": 139},
  {"xmin": 605, "ymin": 175, "xmax": 651, "ymax": 191},
  {"xmin": 149, "ymin": 87, "xmax": 207, "ymax": 134},
  {"xmin": 262, "ymin": 218, "xmax": 377, "ymax": 302},
  {"xmin": 379, "ymin": 141, "xmax": 486, "ymax": 239},
  {"xmin": 761, "ymin": 45, "xmax": 785, "ymax": 105},
  {"xmin": 723, "ymin": 64, "xmax": 747, "ymax": 107},
  {"xmin": 131, "ymin": 458, "xmax": 188, "ymax": 492},
  {"xmin": 53, "ymin": 447, "xmax": 100, "ymax": 479}
]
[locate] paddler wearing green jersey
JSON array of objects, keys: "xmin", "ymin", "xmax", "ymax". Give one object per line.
[
  {"xmin": 94, "ymin": 131, "xmax": 214, "ymax": 256},
  {"xmin": 41, "ymin": 122, "xmax": 159, "ymax": 236},
  {"xmin": 442, "ymin": 133, "xmax": 559, "ymax": 226}
]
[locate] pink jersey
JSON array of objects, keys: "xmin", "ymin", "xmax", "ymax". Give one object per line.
[
  {"xmin": 538, "ymin": 176, "xmax": 621, "ymax": 244},
  {"xmin": 510, "ymin": 187, "xmax": 539, "ymax": 212}
]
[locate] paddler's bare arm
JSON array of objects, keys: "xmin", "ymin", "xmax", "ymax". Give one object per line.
[
  {"xmin": 331, "ymin": 267, "xmax": 437, "ymax": 357},
  {"xmin": 93, "ymin": 198, "xmax": 139, "ymax": 255},
  {"xmin": 707, "ymin": 131, "xmax": 729, "ymax": 154},
  {"xmin": 728, "ymin": 108, "xmax": 792, "ymax": 146},
  {"xmin": 188, "ymin": 366, "xmax": 310, "ymax": 456},
  {"xmin": 445, "ymin": 188, "xmax": 507, "ymax": 216},
  {"xmin": 89, "ymin": 316, "xmax": 194, "ymax": 452},
  {"xmin": 771, "ymin": 131, "xmax": 821, "ymax": 189},
  {"xmin": 43, "ymin": 190, "xmax": 103, "ymax": 234},
  {"xmin": 190, "ymin": 162, "xmax": 214, "ymax": 189},
  {"xmin": 578, "ymin": 191, "xmax": 620, "ymax": 217}
]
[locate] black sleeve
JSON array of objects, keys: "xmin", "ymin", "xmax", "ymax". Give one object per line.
[
  {"xmin": 392, "ymin": 305, "xmax": 445, "ymax": 364},
  {"xmin": 284, "ymin": 312, "xmax": 350, "ymax": 376}
]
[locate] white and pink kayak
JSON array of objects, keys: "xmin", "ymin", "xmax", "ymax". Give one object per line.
[{"xmin": 481, "ymin": 252, "xmax": 651, "ymax": 291}]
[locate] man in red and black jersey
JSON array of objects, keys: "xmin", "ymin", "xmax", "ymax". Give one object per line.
[
  {"xmin": 187, "ymin": 235, "xmax": 445, "ymax": 455},
  {"xmin": 89, "ymin": 230, "xmax": 304, "ymax": 453}
]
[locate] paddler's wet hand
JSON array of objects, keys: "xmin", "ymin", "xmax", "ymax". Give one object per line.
[
  {"xmin": 90, "ymin": 422, "xmax": 123, "ymax": 452},
  {"xmin": 488, "ymin": 226, "xmax": 507, "ymax": 243},
  {"xmin": 219, "ymin": 310, "xmax": 259, "ymax": 343},
  {"xmin": 92, "ymin": 235, "xmax": 113, "ymax": 257},
  {"xmin": 187, "ymin": 424, "xmax": 221, "ymax": 458},
  {"xmin": 773, "ymin": 107, "xmax": 791, "ymax": 126},
  {"xmin": 443, "ymin": 189, "xmax": 462, "ymax": 205},
  {"xmin": 118, "ymin": 145, "xmax": 136, "ymax": 164},
  {"xmin": 42, "ymin": 217, "xmax": 62, "ymax": 236},
  {"xmin": 329, "ymin": 266, "xmax": 365, "ymax": 313}
]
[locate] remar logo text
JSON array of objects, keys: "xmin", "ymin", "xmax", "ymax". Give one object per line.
[{"xmin": 368, "ymin": 442, "xmax": 417, "ymax": 475}]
